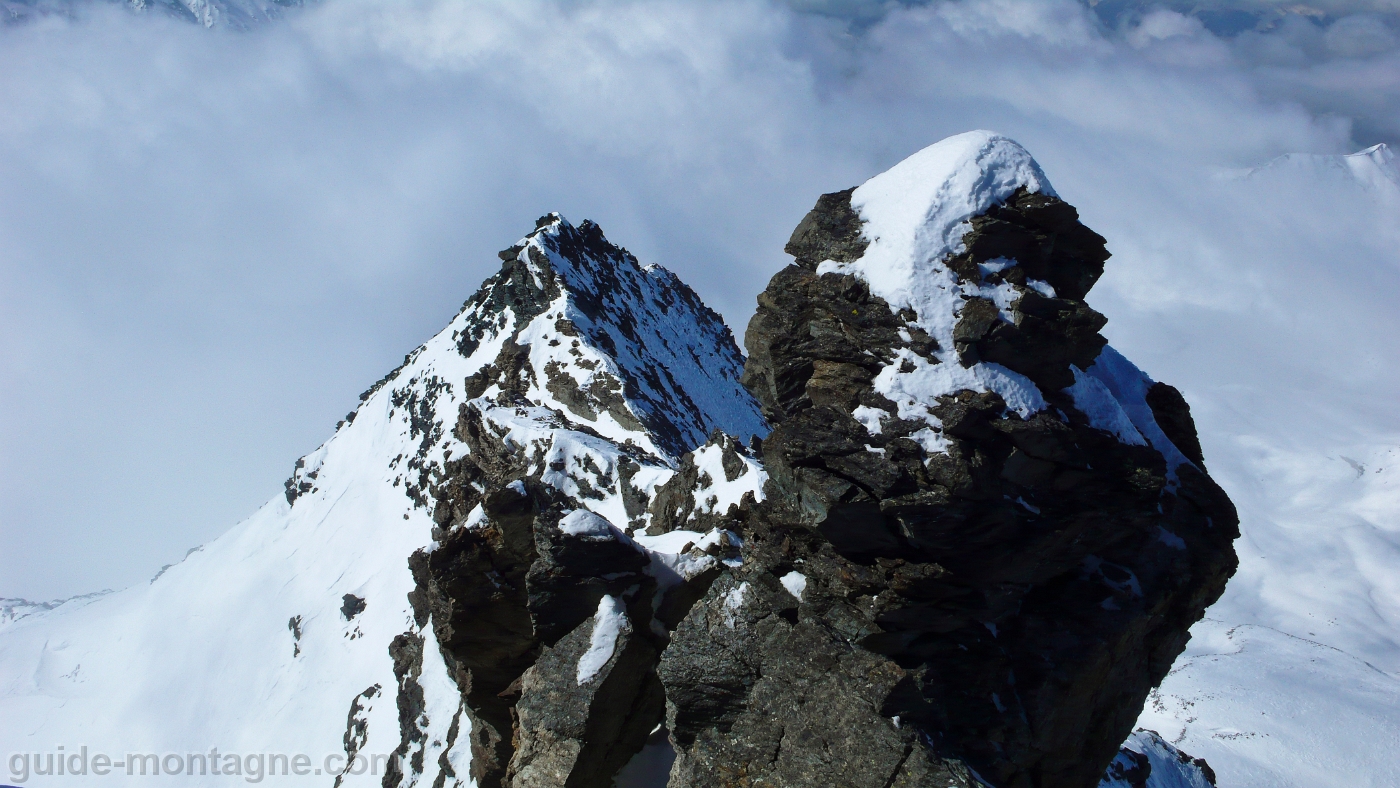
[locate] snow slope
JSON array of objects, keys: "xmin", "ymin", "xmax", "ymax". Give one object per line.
[
  {"xmin": 1111, "ymin": 142, "xmax": 1400, "ymax": 788},
  {"xmin": 0, "ymin": 215, "xmax": 765, "ymax": 786},
  {"xmin": 1127, "ymin": 432, "xmax": 1400, "ymax": 787},
  {"xmin": 1139, "ymin": 620, "xmax": 1400, "ymax": 788}
]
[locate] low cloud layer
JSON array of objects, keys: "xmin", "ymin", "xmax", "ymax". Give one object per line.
[{"xmin": 2, "ymin": 0, "xmax": 1398, "ymax": 605}]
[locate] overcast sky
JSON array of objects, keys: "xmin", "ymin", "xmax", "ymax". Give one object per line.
[{"xmin": 2, "ymin": 0, "xmax": 1398, "ymax": 600}]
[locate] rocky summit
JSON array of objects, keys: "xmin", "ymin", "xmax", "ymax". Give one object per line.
[
  {"xmin": 399, "ymin": 132, "xmax": 1237, "ymax": 788},
  {"xmin": 0, "ymin": 131, "xmax": 1235, "ymax": 788},
  {"xmin": 661, "ymin": 132, "xmax": 1237, "ymax": 788}
]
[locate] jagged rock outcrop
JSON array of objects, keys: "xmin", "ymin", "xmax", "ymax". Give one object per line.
[
  {"xmin": 399, "ymin": 131, "xmax": 1235, "ymax": 788},
  {"xmin": 395, "ymin": 215, "xmax": 766, "ymax": 788},
  {"xmin": 659, "ymin": 131, "xmax": 1238, "ymax": 788},
  {"xmin": 410, "ymin": 482, "xmax": 671, "ymax": 788}
]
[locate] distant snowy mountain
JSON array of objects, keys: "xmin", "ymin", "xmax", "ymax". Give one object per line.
[{"xmin": 1230, "ymin": 143, "xmax": 1399, "ymax": 200}]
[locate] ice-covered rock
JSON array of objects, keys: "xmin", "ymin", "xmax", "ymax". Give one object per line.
[{"xmin": 1099, "ymin": 729, "xmax": 1217, "ymax": 788}]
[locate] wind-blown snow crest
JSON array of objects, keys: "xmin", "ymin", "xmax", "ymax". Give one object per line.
[
  {"xmin": 816, "ymin": 131, "xmax": 1056, "ymax": 433},
  {"xmin": 834, "ymin": 130, "xmax": 1057, "ymax": 312}
]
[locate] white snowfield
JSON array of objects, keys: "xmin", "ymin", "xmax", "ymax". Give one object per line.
[
  {"xmin": 3, "ymin": 132, "xmax": 1399, "ymax": 788},
  {"xmin": 1119, "ymin": 142, "xmax": 1400, "ymax": 787}
]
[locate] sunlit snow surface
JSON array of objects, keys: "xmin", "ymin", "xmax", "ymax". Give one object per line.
[{"xmin": 819, "ymin": 131, "xmax": 1055, "ymax": 422}]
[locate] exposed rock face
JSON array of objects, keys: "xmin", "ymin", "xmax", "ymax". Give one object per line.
[
  {"xmin": 660, "ymin": 571, "xmax": 979, "ymax": 788},
  {"xmin": 660, "ymin": 132, "xmax": 1238, "ymax": 788},
  {"xmin": 400, "ymin": 132, "xmax": 1236, "ymax": 788}
]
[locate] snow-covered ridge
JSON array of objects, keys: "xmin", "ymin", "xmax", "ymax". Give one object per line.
[
  {"xmin": 454, "ymin": 213, "xmax": 767, "ymax": 463},
  {"xmin": 0, "ymin": 211, "xmax": 768, "ymax": 787},
  {"xmin": 0, "ymin": 592, "xmax": 110, "ymax": 630}
]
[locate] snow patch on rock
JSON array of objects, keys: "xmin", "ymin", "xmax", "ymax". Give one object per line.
[
  {"xmin": 817, "ymin": 131, "xmax": 1058, "ymax": 442},
  {"xmin": 1066, "ymin": 365, "xmax": 1149, "ymax": 447},
  {"xmin": 779, "ymin": 572, "xmax": 807, "ymax": 602},
  {"xmin": 577, "ymin": 595, "xmax": 627, "ymax": 685},
  {"xmin": 559, "ymin": 509, "xmax": 621, "ymax": 540}
]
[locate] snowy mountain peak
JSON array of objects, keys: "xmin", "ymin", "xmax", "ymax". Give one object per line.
[
  {"xmin": 1338, "ymin": 142, "xmax": 1397, "ymax": 188},
  {"xmin": 452, "ymin": 213, "xmax": 766, "ymax": 463},
  {"xmin": 769, "ymin": 130, "xmax": 1199, "ymax": 479},
  {"xmin": 1354, "ymin": 141, "xmax": 1392, "ymax": 161},
  {"xmin": 1, "ymin": 140, "xmax": 1239, "ymax": 788},
  {"xmin": 284, "ymin": 211, "xmax": 767, "ymax": 523},
  {"xmin": 842, "ymin": 131, "xmax": 1057, "ymax": 306},
  {"xmin": 734, "ymin": 132, "xmax": 1235, "ymax": 788}
]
